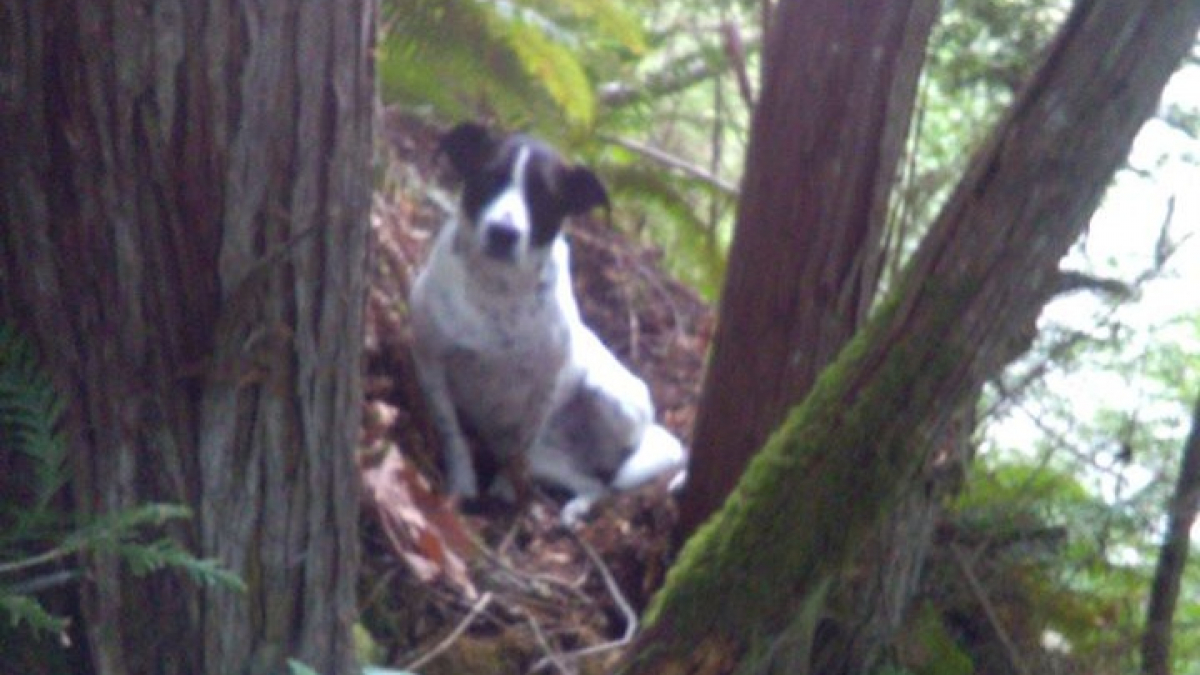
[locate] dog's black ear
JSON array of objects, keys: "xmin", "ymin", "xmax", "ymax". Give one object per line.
[
  {"xmin": 439, "ymin": 123, "xmax": 493, "ymax": 176},
  {"xmin": 561, "ymin": 166, "xmax": 609, "ymax": 215}
]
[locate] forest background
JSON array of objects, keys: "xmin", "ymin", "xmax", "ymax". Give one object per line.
[{"xmin": 2, "ymin": 0, "xmax": 1199, "ymax": 674}]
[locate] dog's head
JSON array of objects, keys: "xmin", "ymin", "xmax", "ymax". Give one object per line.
[{"xmin": 439, "ymin": 123, "xmax": 608, "ymax": 268}]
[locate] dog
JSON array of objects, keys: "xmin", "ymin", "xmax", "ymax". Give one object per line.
[{"xmin": 409, "ymin": 122, "xmax": 686, "ymax": 523}]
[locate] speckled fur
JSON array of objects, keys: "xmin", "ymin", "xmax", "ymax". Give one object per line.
[{"xmin": 411, "ymin": 124, "xmax": 686, "ymax": 522}]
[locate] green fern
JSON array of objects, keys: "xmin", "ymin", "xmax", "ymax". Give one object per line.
[
  {"xmin": 0, "ymin": 324, "xmax": 68, "ymax": 509},
  {"xmin": 0, "ymin": 323, "xmax": 244, "ymax": 641},
  {"xmin": 602, "ymin": 162, "xmax": 729, "ymax": 298},
  {"xmin": 380, "ymin": 0, "xmax": 644, "ymax": 134},
  {"xmin": 112, "ymin": 537, "xmax": 245, "ymax": 591},
  {"xmin": 0, "ymin": 593, "xmax": 68, "ymax": 635}
]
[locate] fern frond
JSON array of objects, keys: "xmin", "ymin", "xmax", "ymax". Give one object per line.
[
  {"xmin": 0, "ymin": 590, "xmax": 69, "ymax": 636},
  {"xmin": 64, "ymin": 503, "xmax": 193, "ymax": 555},
  {"xmin": 0, "ymin": 324, "xmax": 68, "ymax": 508},
  {"xmin": 498, "ymin": 18, "xmax": 595, "ymax": 127},
  {"xmin": 113, "ymin": 539, "xmax": 246, "ymax": 592},
  {"xmin": 380, "ymin": 0, "xmax": 613, "ymax": 133},
  {"xmin": 602, "ymin": 163, "xmax": 729, "ymax": 298},
  {"xmin": 511, "ymin": 0, "xmax": 646, "ymax": 54}
]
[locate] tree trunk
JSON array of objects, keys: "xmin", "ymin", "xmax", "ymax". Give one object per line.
[
  {"xmin": 618, "ymin": 0, "xmax": 1200, "ymax": 673},
  {"xmin": 1141, "ymin": 393, "xmax": 1200, "ymax": 675},
  {"xmin": 808, "ymin": 406, "xmax": 974, "ymax": 675},
  {"xmin": 673, "ymin": 1, "xmax": 953, "ymax": 670},
  {"xmin": 677, "ymin": 0, "xmax": 936, "ymax": 539},
  {"xmin": 0, "ymin": 2, "xmax": 374, "ymax": 674}
]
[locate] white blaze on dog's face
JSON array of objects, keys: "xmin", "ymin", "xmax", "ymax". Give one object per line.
[{"xmin": 439, "ymin": 123, "xmax": 608, "ymax": 270}]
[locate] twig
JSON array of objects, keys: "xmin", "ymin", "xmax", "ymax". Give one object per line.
[
  {"xmin": 6, "ymin": 569, "xmax": 80, "ymax": 594},
  {"xmin": 720, "ymin": 21, "xmax": 756, "ymax": 108},
  {"xmin": 471, "ymin": 527, "xmax": 591, "ymax": 601},
  {"xmin": 400, "ymin": 591, "xmax": 494, "ymax": 672},
  {"xmin": 531, "ymin": 531, "xmax": 639, "ymax": 672},
  {"xmin": 526, "ymin": 614, "xmax": 574, "ymax": 675},
  {"xmin": 950, "ymin": 545, "xmax": 1033, "ymax": 675},
  {"xmin": 0, "ymin": 543, "xmax": 78, "ymax": 576},
  {"xmin": 599, "ymin": 34, "xmax": 762, "ymax": 109},
  {"xmin": 599, "ymin": 134, "xmax": 740, "ymax": 196}
]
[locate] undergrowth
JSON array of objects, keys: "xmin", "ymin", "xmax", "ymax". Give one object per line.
[{"xmin": 0, "ymin": 323, "xmax": 243, "ymax": 648}]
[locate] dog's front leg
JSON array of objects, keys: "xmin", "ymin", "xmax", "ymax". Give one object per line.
[{"xmin": 414, "ymin": 356, "xmax": 479, "ymax": 498}]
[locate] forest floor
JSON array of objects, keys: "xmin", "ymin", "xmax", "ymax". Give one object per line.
[{"xmin": 356, "ymin": 110, "xmax": 714, "ymax": 675}]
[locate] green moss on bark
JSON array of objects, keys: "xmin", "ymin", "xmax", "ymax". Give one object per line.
[{"xmin": 639, "ymin": 279, "xmax": 971, "ymax": 664}]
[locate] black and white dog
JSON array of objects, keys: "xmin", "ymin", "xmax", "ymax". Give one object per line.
[{"xmin": 410, "ymin": 123, "xmax": 686, "ymax": 523}]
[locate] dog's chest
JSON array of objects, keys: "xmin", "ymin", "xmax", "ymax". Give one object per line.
[{"xmin": 436, "ymin": 274, "xmax": 570, "ymax": 436}]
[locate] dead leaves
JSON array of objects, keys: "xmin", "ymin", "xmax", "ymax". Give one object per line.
[{"xmin": 362, "ymin": 447, "xmax": 478, "ymax": 599}]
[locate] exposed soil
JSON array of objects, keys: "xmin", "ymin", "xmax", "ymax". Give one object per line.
[{"xmin": 358, "ymin": 110, "xmax": 714, "ymax": 674}]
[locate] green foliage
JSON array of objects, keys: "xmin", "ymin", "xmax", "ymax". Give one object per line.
[
  {"xmin": 379, "ymin": 0, "xmax": 746, "ymax": 297},
  {"xmin": 909, "ymin": 604, "xmax": 974, "ymax": 675},
  {"xmin": 380, "ymin": 0, "xmax": 645, "ymax": 134},
  {"xmin": 0, "ymin": 324, "xmax": 243, "ymax": 647},
  {"xmin": 0, "ymin": 593, "xmax": 68, "ymax": 636},
  {"xmin": 0, "ymin": 324, "xmax": 68, "ymax": 509},
  {"xmin": 288, "ymin": 659, "xmax": 322, "ymax": 675},
  {"xmin": 886, "ymin": 0, "xmax": 1067, "ymax": 283},
  {"xmin": 602, "ymin": 161, "xmax": 728, "ymax": 297}
]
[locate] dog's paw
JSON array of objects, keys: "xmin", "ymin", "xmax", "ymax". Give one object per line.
[
  {"xmin": 667, "ymin": 468, "xmax": 688, "ymax": 493},
  {"xmin": 560, "ymin": 495, "xmax": 598, "ymax": 527}
]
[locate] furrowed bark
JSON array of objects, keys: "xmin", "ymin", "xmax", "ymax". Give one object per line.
[
  {"xmin": 0, "ymin": 2, "xmax": 374, "ymax": 674},
  {"xmin": 673, "ymin": 2, "xmax": 941, "ymax": 669},
  {"xmin": 678, "ymin": 0, "xmax": 936, "ymax": 538},
  {"xmin": 619, "ymin": 0, "xmax": 1200, "ymax": 672}
]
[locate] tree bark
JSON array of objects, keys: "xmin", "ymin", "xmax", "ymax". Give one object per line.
[
  {"xmin": 0, "ymin": 2, "xmax": 374, "ymax": 674},
  {"xmin": 677, "ymin": 0, "xmax": 937, "ymax": 538},
  {"xmin": 671, "ymin": 1, "xmax": 946, "ymax": 671},
  {"xmin": 1141, "ymin": 393, "xmax": 1200, "ymax": 675},
  {"xmin": 618, "ymin": 0, "xmax": 1200, "ymax": 673},
  {"xmin": 808, "ymin": 406, "xmax": 974, "ymax": 675}
]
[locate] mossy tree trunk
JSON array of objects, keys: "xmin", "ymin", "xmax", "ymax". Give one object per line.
[
  {"xmin": 678, "ymin": 0, "xmax": 936, "ymax": 539},
  {"xmin": 0, "ymin": 2, "xmax": 374, "ymax": 674},
  {"xmin": 1141, "ymin": 393, "xmax": 1200, "ymax": 675},
  {"xmin": 620, "ymin": 0, "xmax": 1200, "ymax": 673},
  {"xmin": 674, "ymin": 1, "xmax": 956, "ymax": 671}
]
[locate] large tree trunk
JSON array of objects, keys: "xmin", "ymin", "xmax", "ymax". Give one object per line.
[
  {"xmin": 0, "ymin": 2, "xmax": 374, "ymax": 674},
  {"xmin": 677, "ymin": 0, "xmax": 936, "ymax": 538},
  {"xmin": 617, "ymin": 1, "xmax": 1200, "ymax": 673},
  {"xmin": 808, "ymin": 405, "xmax": 975, "ymax": 675},
  {"xmin": 673, "ymin": 2, "xmax": 945, "ymax": 671},
  {"xmin": 1141, "ymin": 393, "xmax": 1200, "ymax": 675}
]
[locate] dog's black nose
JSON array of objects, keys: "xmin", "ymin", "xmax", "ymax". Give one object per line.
[{"xmin": 485, "ymin": 224, "xmax": 520, "ymax": 259}]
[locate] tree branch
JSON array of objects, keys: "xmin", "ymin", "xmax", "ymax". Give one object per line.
[
  {"xmin": 1141, "ymin": 393, "xmax": 1200, "ymax": 675},
  {"xmin": 600, "ymin": 134, "xmax": 740, "ymax": 195},
  {"xmin": 951, "ymin": 545, "xmax": 1034, "ymax": 675},
  {"xmin": 600, "ymin": 35, "xmax": 762, "ymax": 109},
  {"xmin": 1053, "ymin": 270, "xmax": 1133, "ymax": 298}
]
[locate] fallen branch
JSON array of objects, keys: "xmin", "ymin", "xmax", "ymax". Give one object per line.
[
  {"xmin": 526, "ymin": 614, "xmax": 574, "ymax": 675},
  {"xmin": 531, "ymin": 530, "xmax": 639, "ymax": 672},
  {"xmin": 400, "ymin": 591, "xmax": 494, "ymax": 672}
]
